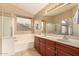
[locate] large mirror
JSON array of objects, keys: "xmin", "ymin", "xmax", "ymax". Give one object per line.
[
  {"xmin": 41, "ymin": 18, "xmax": 73, "ymax": 36},
  {"xmin": 40, "ymin": 3, "xmax": 79, "ymax": 37}
]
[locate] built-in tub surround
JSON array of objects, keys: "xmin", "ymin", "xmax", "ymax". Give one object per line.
[
  {"xmin": 14, "ymin": 33, "xmax": 34, "ymax": 53},
  {"xmin": 35, "ymin": 34, "xmax": 79, "ymax": 48},
  {"xmin": 2, "ymin": 37, "xmax": 14, "ymax": 56}
]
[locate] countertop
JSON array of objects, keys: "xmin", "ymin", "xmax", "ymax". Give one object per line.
[{"xmin": 35, "ymin": 34, "xmax": 79, "ymax": 48}]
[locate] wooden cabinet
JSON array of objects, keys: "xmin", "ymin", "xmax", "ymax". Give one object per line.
[
  {"xmin": 34, "ymin": 36, "xmax": 40, "ymax": 52},
  {"xmin": 34, "ymin": 36, "xmax": 46, "ymax": 55},
  {"xmin": 56, "ymin": 49, "xmax": 71, "ymax": 56},
  {"xmin": 40, "ymin": 43, "xmax": 46, "ymax": 56},
  {"xmin": 45, "ymin": 40, "xmax": 56, "ymax": 56},
  {"xmin": 39, "ymin": 38, "xmax": 46, "ymax": 56},
  {"xmin": 45, "ymin": 45, "xmax": 55, "ymax": 56},
  {"xmin": 34, "ymin": 36, "xmax": 79, "ymax": 56},
  {"xmin": 56, "ymin": 42, "xmax": 79, "ymax": 56}
]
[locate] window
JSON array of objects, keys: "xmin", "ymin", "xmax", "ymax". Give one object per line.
[{"xmin": 16, "ymin": 17, "xmax": 32, "ymax": 32}]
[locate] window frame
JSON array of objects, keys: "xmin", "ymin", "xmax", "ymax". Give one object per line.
[{"xmin": 16, "ymin": 15, "xmax": 33, "ymax": 33}]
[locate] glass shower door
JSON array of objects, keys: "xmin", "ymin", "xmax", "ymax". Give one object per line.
[
  {"xmin": 2, "ymin": 11, "xmax": 14, "ymax": 56},
  {"xmin": 3, "ymin": 12, "xmax": 12, "ymax": 38},
  {"xmin": 0, "ymin": 10, "xmax": 2, "ymax": 55}
]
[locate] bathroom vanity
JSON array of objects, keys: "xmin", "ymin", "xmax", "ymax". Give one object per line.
[
  {"xmin": 34, "ymin": 35, "xmax": 79, "ymax": 56},
  {"xmin": 34, "ymin": 4, "xmax": 79, "ymax": 56}
]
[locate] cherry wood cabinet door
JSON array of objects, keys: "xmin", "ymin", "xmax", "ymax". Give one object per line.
[
  {"xmin": 34, "ymin": 36, "xmax": 37, "ymax": 49},
  {"xmin": 34, "ymin": 36, "xmax": 40, "ymax": 52},
  {"xmin": 46, "ymin": 45, "xmax": 55, "ymax": 56},
  {"xmin": 56, "ymin": 49, "xmax": 71, "ymax": 56},
  {"xmin": 46, "ymin": 39, "xmax": 55, "ymax": 47},
  {"xmin": 39, "ymin": 38, "xmax": 46, "ymax": 55},
  {"xmin": 46, "ymin": 40, "xmax": 56, "ymax": 56},
  {"xmin": 40, "ymin": 43, "xmax": 46, "ymax": 56}
]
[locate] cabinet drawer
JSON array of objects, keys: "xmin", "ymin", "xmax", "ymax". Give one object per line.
[
  {"xmin": 40, "ymin": 42, "xmax": 46, "ymax": 47},
  {"xmin": 46, "ymin": 45, "xmax": 55, "ymax": 56},
  {"xmin": 57, "ymin": 49, "xmax": 71, "ymax": 56},
  {"xmin": 46, "ymin": 39, "xmax": 55, "ymax": 47},
  {"xmin": 46, "ymin": 45, "xmax": 55, "ymax": 50},
  {"xmin": 46, "ymin": 50, "xmax": 55, "ymax": 56},
  {"xmin": 56, "ymin": 42, "xmax": 79, "ymax": 56},
  {"xmin": 40, "ymin": 38, "xmax": 46, "ymax": 43}
]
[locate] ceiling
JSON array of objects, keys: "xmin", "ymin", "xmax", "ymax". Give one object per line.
[
  {"xmin": 12, "ymin": 3, "xmax": 48, "ymax": 16},
  {"xmin": 11, "ymin": 3, "xmax": 77, "ymax": 17}
]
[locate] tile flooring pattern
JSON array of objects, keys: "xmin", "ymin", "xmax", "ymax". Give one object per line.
[{"xmin": 15, "ymin": 48, "xmax": 40, "ymax": 56}]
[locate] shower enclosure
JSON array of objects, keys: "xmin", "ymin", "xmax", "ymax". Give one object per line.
[{"xmin": 0, "ymin": 9, "xmax": 15, "ymax": 55}]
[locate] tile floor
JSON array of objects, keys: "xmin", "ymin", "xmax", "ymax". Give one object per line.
[{"xmin": 15, "ymin": 48, "xmax": 40, "ymax": 56}]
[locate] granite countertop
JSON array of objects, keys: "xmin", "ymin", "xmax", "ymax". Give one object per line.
[{"xmin": 35, "ymin": 34, "xmax": 79, "ymax": 48}]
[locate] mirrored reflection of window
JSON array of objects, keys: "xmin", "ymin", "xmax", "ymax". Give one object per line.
[
  {"xmin": 73, "ymin": 10, "xmax": 79, "ymax": 24},
  {"xmin": 61, "ymin": 19, "xmax": 73, "ymax": 35},
  {"xmin": 16, "ymin": 17, "xmax": 32, "ymax": 32},
  {"xmin": 61, "ymin": 20, "xmax": 68, "ymax": 35},
  {"xmin": 41, "ymin": 20, "xmax": 46, "ymax": 34},
  {"xmin": 41, "ymin": 21, "xmax": 44, "ymax": 31}
]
